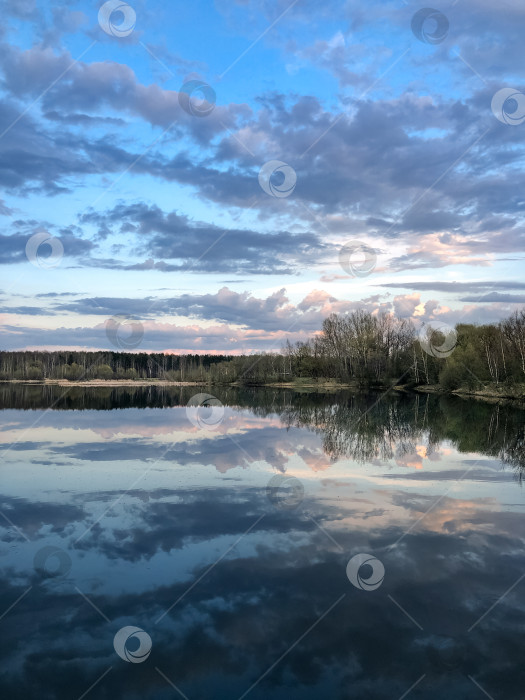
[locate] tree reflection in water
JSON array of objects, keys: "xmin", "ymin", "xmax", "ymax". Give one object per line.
[{"xmin": 1, "ymin": 382, "xmax": 523, "ymax": 478}]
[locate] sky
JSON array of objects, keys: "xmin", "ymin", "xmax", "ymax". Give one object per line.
[{"xmin": 0, "ymin": 0, "xmax": 524, "ymax": 353}]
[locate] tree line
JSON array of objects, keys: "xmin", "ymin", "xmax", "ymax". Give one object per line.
[
  {"xmin": 281, "ymin": 309, "xmax": 525, "ymax": 391},
  {"xmin": 0, "ymin": 351, "xmax": 232, "ymax": 382},
  {"xmin": 210, "ymin": 308, "xmax": 525, "ymax": 390},
  {"xmin": 1, "ymin": 308, "xmax": 524, "ymax": 391}
]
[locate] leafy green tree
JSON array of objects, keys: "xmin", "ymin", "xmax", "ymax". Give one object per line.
[
  {"xmin": 95, "ymin": 364, "xmax": 114, "ymax": 380},
  {"xmin": 64, "ymin": 363, "xmax": 83, "ymax": 380},
  {"xmin": 27, "ymin": 365, "xmax": 44, "ymax": 380}
]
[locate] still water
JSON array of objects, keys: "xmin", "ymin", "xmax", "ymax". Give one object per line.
[{"xmin": 1, "ymin": 384, "xmax": 524, "ymax": 699}]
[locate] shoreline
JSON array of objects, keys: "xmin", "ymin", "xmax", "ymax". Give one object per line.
[
  {"xmin": 1, "ymin": 379, "xmax": 524, "ymax": 404},
  {"xmin": 0, "ymin": 379, "xmax": 207, "ymax": 387},
  {"xmin": 395, "ymin": 383, "xmax": 525, "ymax": 404}
]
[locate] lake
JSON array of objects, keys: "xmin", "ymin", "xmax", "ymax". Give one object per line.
[{"xmin": 1, "ymin": 384, "xmax": 524, "ymax": 699}]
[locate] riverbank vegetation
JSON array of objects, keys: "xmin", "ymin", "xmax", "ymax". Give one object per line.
[{"xmin": 1, "ymin": 309, "xmax": 524, "ymax": 395}]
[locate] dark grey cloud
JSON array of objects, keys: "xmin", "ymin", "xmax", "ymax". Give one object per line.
[
  {"xmin": 0, "ymin": 305, "xmax": 55, "ymax": 315},
  {"xmin": 0, "ymin": 231, "xmax": 94, "ymax": 265},
  {"xmin": 36, "ymin": 291, "xmax": 84, "ymax": 298},
  {"xmin": 43, "ymin": 111, "xmax": 127, "ymax": 127},
  {"xmin": 79, "ymin": 202, "xmax": 329, "ymax": 275},
  {"xmin": 0, "ymin": 100, "xmax": 118, "ymax": 194},
  {"xmin": 379, "ymin": 281, "xmax": 525, "ymax": 293},
  {"xmin": 460, "ymin": 292, "xmax": 525, "ymax": 303},
  {"xmin": 0, "ymin": 43, "xmax": 249, "ymax": 141}
]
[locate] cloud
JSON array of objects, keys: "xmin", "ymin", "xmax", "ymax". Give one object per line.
[
  {"xmin": 393, "ymin": 292, "xmax": 420, "ymax": 318},
  {"xmin": 79, "ymin": 202, "xmax": 330, "ymax": 275},
  {"xmin": 2, "ymin": 286, "xmax": 521, "ymax": 353},
  {"xmin": 0, "ymin": 199, "xmax": 13, "ymax": 215},
  {"xmin": 0, "ymin": 305, "xmax": 55, "ymax": 315},
  {"xmin": 379, "ymin": 281, "xmax": 525, "ymax": 293},
  {"xmin": 459, "ymin": 292, "xmax": 525, "ymax": 303},
  {"xmin": 0, "ymin": 0, "xmax": 524, "ymax": 352},
  {"xmin": 1, "ymin": 44, "xmax": 249, "ymax": 139},
  {"xmin": 0, "ymin": 231, "xmax": 94, "ymax": 265},
  {"xmin": 48, "ymin": 285, "xmax": 389, "ymax": 333},
  {"xmin": 0, "ymin": 318, "xmax": 308, "ymax": 352},
  {"xmin": 0, "ymin": 36, "xmax": 522, "ymax": 252},
  {"xmin": 0, "ymin": 39, "xmax": 523, "ymax": 278}
]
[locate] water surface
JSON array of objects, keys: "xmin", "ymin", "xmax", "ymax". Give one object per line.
[{"xmin": 1, "ymin": 385, "xmax": 524, "ymax": 699}]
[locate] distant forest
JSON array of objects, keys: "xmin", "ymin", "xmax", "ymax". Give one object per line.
[{"xmin": 1, "ymin": 309, "xmax": 524, "ymax": 391}]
